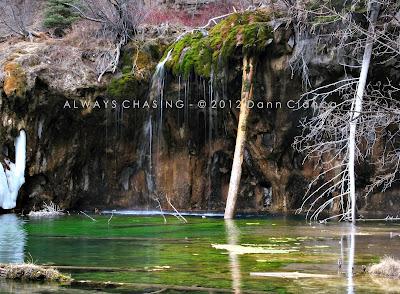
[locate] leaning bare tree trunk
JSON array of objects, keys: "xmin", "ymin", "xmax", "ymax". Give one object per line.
[
  {"xmin": 224, "ymin": 55, "xmax": 256, "ymax": 219},
  {"xmin": 348, "ymin": 2, "xmax": 380, "ymax": 224}
]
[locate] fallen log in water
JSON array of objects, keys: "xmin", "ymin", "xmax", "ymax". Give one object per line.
[
  {"xmin": 71, "ymin": 280, "xmax": 268, "ymax": 293},
  {"xmin": 45, "ymin": 265, "xmax": 142, "ymax": 272},
  {"xmin": 250, "ymin": 272, "xmax": 335, "ymax": 279},
  {"xmin": 46, "ymin": 265, "xmax": 170, "ymax": 273}
]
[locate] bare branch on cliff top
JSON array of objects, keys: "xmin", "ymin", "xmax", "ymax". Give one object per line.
[
  {"xmin": 65, "ymin": 0, "xmax": 147, "ymax": 81},
  {"xmin": 0, "ymin": 0, "xmax": 35, "ymax": 39}
]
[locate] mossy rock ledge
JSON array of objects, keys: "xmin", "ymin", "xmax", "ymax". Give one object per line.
[
  {"xmin": 107, "ymin": 40, "xmax": 167, "ymax": 98},
  {"xmin": 164, "ymin": 9, "xmax": 289, "ymax": 78}
]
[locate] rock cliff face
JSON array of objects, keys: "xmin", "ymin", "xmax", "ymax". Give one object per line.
[{"xmin": 0, "ymin": 22, "xmax": 398, "ymax": 215}]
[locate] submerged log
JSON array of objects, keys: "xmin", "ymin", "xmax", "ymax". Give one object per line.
[
  {"xmin": 47, "ymin": 265, "xmax": 170, "ymax": 273},
  {"xmin": 250, "ymin": 272, "xmax": 335, "ymax": 279},
  {"xmin": 225, "ymin": 55, "xmax": 256, "ymax": 219},
  {"xmin": 72, "ymin": 280, "xmax": 268, "ymax": 293},
  {"xmin": 46, "ymin": 265, "xmax": 142, "ymax": 272}
]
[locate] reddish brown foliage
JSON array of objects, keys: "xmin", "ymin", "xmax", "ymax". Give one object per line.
[{"xmin": 145, "ymin": 2, "xmax": 238, "ymax": 27}]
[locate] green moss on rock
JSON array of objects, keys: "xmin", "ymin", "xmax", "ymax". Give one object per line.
[
  {"xmin": 107, "ymin": 40, "xmax": 169, "ymax": 98},
  {"xmin": 118, "ymin": 40, "xmax": 168, "ymax": 84},
  {"xmin": 107, "ymin": 74, "xmax": 139, "ymax": 98},
  {"xmin": 167, "ymin": 32, "xmax": 213, "ymax": 77},
  {"xmin": 165, "ymin": 10, "xmax": 274, "ymax": 78}
]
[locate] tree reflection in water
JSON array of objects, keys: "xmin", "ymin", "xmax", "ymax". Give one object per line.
[
  {"xmin": 347, "ymin": 225, "xmax": 356, "ymax": 294},
  {"xmin": 225, "ymin": 219, "xmax": 241, "ymax": 294}
]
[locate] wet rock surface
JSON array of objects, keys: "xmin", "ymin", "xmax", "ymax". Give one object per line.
[{"xmin": 0, "ymin": 28, "xmax": 398, "ymax": 215}]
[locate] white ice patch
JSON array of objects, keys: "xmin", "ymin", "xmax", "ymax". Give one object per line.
[{"xmin": 0, "ymin": 130, "xmax": 26, "ymax": 209}]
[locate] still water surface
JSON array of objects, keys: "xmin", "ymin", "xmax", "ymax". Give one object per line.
[{"xmin": 0, "ymin": 213, "xmax": 399, "ymax": 293}]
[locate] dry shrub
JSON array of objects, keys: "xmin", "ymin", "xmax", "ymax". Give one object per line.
[
  {"xmin": 0, "ymin": 263, "xmax": 71, "ymax": 282},
  {"xmin": 60, "ymin": 19, "xmax": 117, "ymax": 77},
  {"xmin": 28, "ymin": 201, "xmax": 64, "ymax": 217},
  {"xmin": 369, "ymin": 256, "xmax": 400, "ymax": 279},
  {"xmin": 62, "ymin": 20, "xmax": 103, "ymax": 49}
]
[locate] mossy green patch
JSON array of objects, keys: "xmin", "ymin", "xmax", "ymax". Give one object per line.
[
  {"xmin": 107, "ymin": 73, "xmax": 139, "ymax": 98},
  {"xmin": 165, "ymin": 10, "xmax": 273, "ymax": 78},
  {"xmin": 118, "ymin": 40, "xmax": 166, "ymax": 84},
  {"xmin": 121, "ymin": 50, "xmax": 133, "ymax": 74}
]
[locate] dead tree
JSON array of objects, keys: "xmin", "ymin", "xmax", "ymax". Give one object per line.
[
  {"xmin": 347, "ymin": 2, "xmax": 380, "ymax": 223},
  {"xmin": 225, "ymin": 55, "xmax": 256, "ymax": 219},
  {"xmin": 292, "ymin": 0, "xmax": 400, "ymax": 222}
]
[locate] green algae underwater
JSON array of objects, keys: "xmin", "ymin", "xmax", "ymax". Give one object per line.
[{"xmin": 0, "ymin": 213, "xmax": 400, "ymax": 293}]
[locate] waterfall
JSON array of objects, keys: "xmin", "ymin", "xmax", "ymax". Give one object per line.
[
  {"xmin": 0, "ymin": 130, "xmax": 26, "ymax": 209},
  {"xmin": 206, "ymin": 70, "xmax": 217, "ymax": 210},
  {"xmin": 153, "ymin": 49, "xmax": 172, "ymax": 87},
  {"xmin": 149, "ymin": 49, "xmax": 173, "ymax": 151},
  {"xmin": 143, "ymin": 116, "xmax": 155, "ymax": 194},
  {"xmin": 141, "ymin": 49, "xmax": 173, "ymax": 198},
  {"xmin": 150, "ymin": 49, "xmax": 172, "ymax": 111},
  {"xmin": 37, "ymin": 117, "xmax": 44, "ymax": 140},
  {"xmin": 208, "ymin": 69, "xmax": 215, "ymax": 152}
]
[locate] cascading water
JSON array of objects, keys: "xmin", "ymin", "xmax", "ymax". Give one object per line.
[
  {"xmin": 0, "ymin": 130, "xmax": 26, "ymax": 209},
  {"xmin": 37, "ymin": 117, "xmax": 44, "ymax": 140},
  {"xmin": 144, "ymin": 47, "xmax": 222, "ymax": 210},
  {"xmin": 140, "ymin": 50, "xmax": 173, "ymax": 198},
  {"xmin": 150, "ymin": 49, "xmax": 173, "ymax": 138},
  {"xmin": 142, "ymin": 116, "xmax": 155, "ymax": 195}
]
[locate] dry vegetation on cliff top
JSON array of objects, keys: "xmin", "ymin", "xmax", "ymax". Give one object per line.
[
  {"xmin": 0, "ymin": 0, "xmax": 287, "ymax": 91},
  {"xmin": 0, "ymin": 18, "xmax": 181, "ymax": 96}
]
